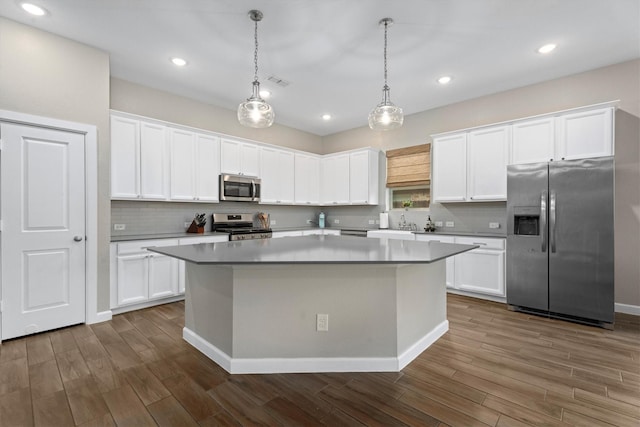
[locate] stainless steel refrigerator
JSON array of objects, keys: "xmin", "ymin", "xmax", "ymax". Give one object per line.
[{"xmin": 506, "ymin": 156, "xmax": 614, "ymax": 327}]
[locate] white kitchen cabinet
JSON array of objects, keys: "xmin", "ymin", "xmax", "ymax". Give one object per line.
[
  {"xmin": 301, "ymin": 229, "xmax": 341, "ymax": 236},
  {"xmin": 556, "ymin": 107, "xmax": 613, "ymax": 160},
  {"xmin": 220, "ymin": 138, "xmax": 260, "ymax": 176},
  {"xmin": 170, "ymin": 129, "xmax": 220, "ymax": 202},
  {"xmin": 453, "ymin": 236, "xmax": 505, "ymax": 297},
  {"xmin": 260, "ymin": 147, "xmax": 295, "ymax": 204},
  {"xmin": 111, "ymin": 116, "xmax": 169, "ymax": 200},
  {"xmin": 467, "ymin": 125, "xmax": 509, "ymax": 201},
  {"xmin": 510, "ymin": 117, "xmax": 555, "ymax": 165},
  {"xmin": 349, "ymin": 149, "xmax": 379, "ymax": 205},
  {"xmin": 321, "ymin": 154, "xmax": 350, "ymax": 205},
  {"xmin": 294, "ymin": 153, "xmax": 321, "ymax": 205},
  {"xmin": 177, "ymin": 235, "xmax": 229, "ymax": 293},
  {"xmin": 366, "ymin": 230, "xmax": 415, "ymax": 240},
  {"xmin": 432, "ymin": 133, "xmax": 467, "ymax": 202},
  {"xmin": 111, "ymin": 239, "xmax": 180, "ymax": 309},
  {"xmin": 271, "ymin": 230, "xmax": 304, "ymax": 238},
  {"xmin": 414, "ymin": 234, "xmax": 455, "ymax": 288}
]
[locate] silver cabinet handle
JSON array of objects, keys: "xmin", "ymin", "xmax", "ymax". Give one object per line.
[
  {"xmin": 550, "ymin": 191, "xmax": 557, "ymax": 253},
  {"xmin": 540, "ymin": 191, "xmax": 547, "ymax": 252},
  {"xmin": 73, "ymin": 236, "xmax": 83, "ymax": 242}
]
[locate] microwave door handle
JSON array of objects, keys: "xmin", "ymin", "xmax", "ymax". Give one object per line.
[
  {"xmin": 540, "ymin": 191, "xmax": 547, "ymax": 252},
  {"xmin": 251, "ymin": 179, "xmax": 257, "ymax": 201}
]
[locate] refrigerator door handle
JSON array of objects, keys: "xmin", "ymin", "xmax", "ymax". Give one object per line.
[
  {"xmin": 540, "ymin": 191, "xmax": 547, "ymax": 252},
  {"xmin": 550, "ymin": 190, "xmax": 557, "ymax": 253}
]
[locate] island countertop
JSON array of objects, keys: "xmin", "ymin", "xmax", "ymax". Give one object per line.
[{"xmin": 148, "ymin": 234, "xmax": 477, "ymax": 265}]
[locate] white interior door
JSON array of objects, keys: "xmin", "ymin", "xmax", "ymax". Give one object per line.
[{"xmin": 1, "ymin": 122, "xmax": 86, "ymax": 340}]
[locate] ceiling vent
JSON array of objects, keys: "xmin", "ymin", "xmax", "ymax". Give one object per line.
[{"xmin": 267, "ymin": 76, "xmax": 291, "ymax": 87}]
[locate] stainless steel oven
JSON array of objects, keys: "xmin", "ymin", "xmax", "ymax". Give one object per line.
[
  {"xmin": 220, "ymin": 174, "xmax": 261, "ymax": 202},
  {"xmin": 211, "ymin": 213, "xmax": 272, "ymax": 241}
]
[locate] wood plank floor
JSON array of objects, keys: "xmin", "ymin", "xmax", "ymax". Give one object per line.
[{"xmin": 1, "ymin": 294, "xmax": 638, "ymax": 426}]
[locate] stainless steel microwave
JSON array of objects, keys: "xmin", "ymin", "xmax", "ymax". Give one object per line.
[{"xmin": 219, "ymin": 174, "xmax": 261, "ymax": 202}]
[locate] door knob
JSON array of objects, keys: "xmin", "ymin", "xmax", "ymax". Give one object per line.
[{"xmin": 73, "ymin": 236, "xmax": 83, "ymax": 242}]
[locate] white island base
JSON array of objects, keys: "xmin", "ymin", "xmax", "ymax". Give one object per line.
[{"xmin": 182, "ymin": 261, "xmax": 448, "ymax": 374}]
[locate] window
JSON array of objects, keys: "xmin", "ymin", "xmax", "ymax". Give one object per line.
[{"xmin": 386, "ymin": 144, "xmax": 430, "ymax": 209}]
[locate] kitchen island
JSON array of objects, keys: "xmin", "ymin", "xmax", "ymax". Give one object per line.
[{"xmin": 149, "ymin": 235, "xmax": 476, "ymax": 374}]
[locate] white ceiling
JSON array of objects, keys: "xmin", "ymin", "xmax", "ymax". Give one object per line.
[{"xmin": 2, "ymin": 0, "xmax": 639, "ymax": 136}]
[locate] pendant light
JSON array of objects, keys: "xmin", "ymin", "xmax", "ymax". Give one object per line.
[
  {"xmin": 368, "ymin": 18, "xmax": 403, "ymax": 131},
  {"xmin": 238, "ymin": 10, "xmax": 275, "ymax": 128}
]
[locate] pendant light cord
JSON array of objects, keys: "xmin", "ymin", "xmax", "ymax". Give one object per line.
[
  {"xmin": 253, "ymin": 19, "xmax": 259, "ymax": 83},
  {"xmin": 383, "ymin": 20, "xmax": 388, "ymax": 89}
]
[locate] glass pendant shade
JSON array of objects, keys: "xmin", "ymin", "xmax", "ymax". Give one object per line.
[
  {"xmin": 238, "ymin": 81, "xmax": 275, "ymax": 128},
  {"xmin": 368, "ymin": 85, "xmax": 403, "ymax": 131}
]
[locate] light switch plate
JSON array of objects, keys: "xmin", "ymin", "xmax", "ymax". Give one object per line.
[
  {"xmin": 445, "ymin": 221, "xmax": 455, "ymax": 228},
  {"xmin": 434, "ymin": 221, "xmax": 443, "ymax": 227},
  {"xmin": 334, "ymin": 219, "xmax": 340, "ymax": 224},
  {"xmin": 113, "ymin": 224, "xmax": 126, "ymax": 231},
  {"xmin": 489, "ymin": 222, "xmax": 500, "ymax": 229},
  {"xmin": 271, "ymin": 219, "xmax": 277, "ymax": 225},
  {"xmin": 368, "ymin": 219, "xmax": 375, "ymax": 225}
]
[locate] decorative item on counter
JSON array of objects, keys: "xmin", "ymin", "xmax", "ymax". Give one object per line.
[
  {"xmin": 187, "ymin": 213, "xmax": 207, "ymax": 233},
  {"xmin": 319, "ymin": 212, "xmax": 325, "ymax": 229},
  {"xmin": 256, "ymin": 212, "xmax": 270, "ymax": 229},
  {"xmin": 424, "ymin": 216, "xmax": 436, "ymax": 232},
  {"xmin": 379, "ymin": 212, "xmax": 389, "ymax": 229}
]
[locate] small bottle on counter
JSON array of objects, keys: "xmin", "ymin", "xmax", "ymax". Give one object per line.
[
  {"xmin": 319, "ymin": 212, "xmax": 325, "ymax": 229},
  {"xmin": 425, "ymin": 216, "xmax": 436, "ymax": 232}
]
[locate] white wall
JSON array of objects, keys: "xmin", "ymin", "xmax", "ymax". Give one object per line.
[{"xmin": 0, "ymin": 17, "xmax": 112, "ymax": 312}]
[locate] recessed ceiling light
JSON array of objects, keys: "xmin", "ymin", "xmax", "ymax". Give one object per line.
[
  {"xmin": 21, "ymin": 2, "xmax": 47, "ymax": 16},
  {"xmin": 170, "ymin": 57, "xmax": 187, "ymax": 67},
  {"xmin": 437, "ymin": 76, "xmax": 452, "ymax": 85},
  {"xmin": 321, "ymin": 114, "xmax": 332, "ymax": 121},
  {"xmin": 259, "ymin": 90, "xmax": 271, "ymax": 99},
  {"xmin": 537, "ymin": 43, "xmax": 557, "ymax": 54}
]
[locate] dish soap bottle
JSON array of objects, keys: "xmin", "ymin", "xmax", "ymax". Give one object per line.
[{"xmin": 319, "ymin": 212, "xmax": 325, "ymax": 229}]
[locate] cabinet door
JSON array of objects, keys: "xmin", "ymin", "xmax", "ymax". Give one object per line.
[
  {"xmin": 321, "ymin": 154, "xmax": 350, "ymax": 204},
  {"xmin": 467, "ymin": 126, "xmax": 509, "ymax": 201},
  {"xmin": 169, "ymin": 128, "xmax": 196, "ymax": 201},
  {"xmin": 116, "ymin": 254, "xmax": 148, "ymax": 306},
  {"xmin": 220, "ymin": 139, "xmax": 242, "ymax": 174},
  {"xmin": 511, "ymin": 118, "xmax": 555, "ymax": 164},
  {"xmin": 195, "ymin": 134, "xmax": 220, "ymax": 202},
  {"xmin": 240, "ymin": 143, "xmax": 260, "ymax": 177},
  {"xmin": 556, "ymin": 107, "xmax": 613, "ymax": 160},
  {"xmin": 295, "ymin": 154, "xmax": 320, "ymax": 205},
  {"xmin": 279, "ymin": 150, "xmax": 295, "ymax": 204},
  {"xmin": 349, "ymin": 150, "xmax": 378, "ymax": 205},
  {"xmin": 140, "ymin": 122, "xmax": 168, "ymax": 199},
  {"xmin": 454, "ymin": 249, "xmax": 505, "ymax": 296},
  {"xmin": 432, "ymin": 134, "xmax": 467, "ymax": 202},
  {"xmin": 111, "ymin": 116, "xmax": 140, "ymax": 198},
  {"xmin": 260, "ymin": 147, "xmax": 280, "ymax": 204},
  {"xmin": 148, "ymin": 254, "xmax": 178, "ymax": 300}
]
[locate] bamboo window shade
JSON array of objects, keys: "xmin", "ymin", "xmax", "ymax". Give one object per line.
[{"xmin": 385, "ymin": 143, "xmax": 431, "ymax": 188}]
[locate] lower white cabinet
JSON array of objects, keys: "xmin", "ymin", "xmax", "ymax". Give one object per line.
[
  {"xmin": 452, "ymin": 236, "xmax": 506, "ymax": 297},
  {"xmin": 111, "ymin": 239, "xmax": 179, "ymax": 308},
  {"xmin": 272, "ymin": 230, "xmax": 304, "ymax": 238},
  {"xmin": 367, "ymin": 230, "xmax": 415, "ymax": 240},
  {"xmin": 301, "ymin": 229, "xmax": 341, "ymax": 236}
]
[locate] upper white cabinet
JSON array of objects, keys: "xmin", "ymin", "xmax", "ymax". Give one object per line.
[
  {"xmin": 556, "ymin": 107, "xmax": 613, "ymax": 160},
  {"xmin": 111, "ymin": 115, "xmax": 169, "ymax": 200},
  {"xmin": 294, "ymin": 153, "xmax": 320, "ymax": 205},
  {"xmin": 260, "ymin": 146, "xmax": 295, "ymax": 204},
  {"xmin": 510, "ymin": 117, "xmax": 555, "ymax": 165},
  {"xmin": 432, "ymin": 133, "xmax": 468, "ymax": 202},
  {"xmin": 220, "ymin": 138, "xmax": 260, "ymax": 176},
  {"xmin": 321, "ymin": 153, "xmax": 350, "ymax": 205},
  {"xmin": 169, "ymin": 129, "xmax": 220, "ymax": 202},
  {"xmin": 349, "ymin": 149, "xmax": 379, "ymax": 205},
  {"xmin": 510, "ymin": 107, "xmax": 613, "ymax": 164},
  {"xmin": 467, "ymin": 125, "xmax": 509, "ymax": 201}
]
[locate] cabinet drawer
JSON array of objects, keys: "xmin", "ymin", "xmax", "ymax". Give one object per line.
[
  {"xmin": 117, "ymin": 239, "xmax": 179, "ymax": 255},
  {"xmin": 454, "ymin": 236, "xmax": 505, "ymax": 250}
]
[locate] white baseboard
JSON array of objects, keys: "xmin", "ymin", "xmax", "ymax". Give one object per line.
[
  {"xmin": 615, "ymin": 303, "xmax": 640, "ymax": 316},
  {"xmin": 183, "ymin": 324, "xmax": 447, "ymax": 374},
  {"xmin": 88, "ymin": 310, "xmax": 113, "ymax": 324}
]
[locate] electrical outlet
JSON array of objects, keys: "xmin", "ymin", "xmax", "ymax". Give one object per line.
[
  {"xmin": 271, "ymin": 219, "xmax": 277, "ymax": 225},
  {"xmin": 184, "ymin": 222, "xmax": 191, "ymax": 228},
  {"xmin": 368, "ymin": 219, "xmax": 375, "ymax": 225},
  {"xmin": 316, "ymin": 314, "xmax": 329, "ymax": 332},
  {"xmin": 489, "ymin": 222, "xmax": 500, "ymax": 229},
  {"xmin": 113, "ymin": 224, "xmax": 126, "ymax": 231},
  {"xmin": 445, "ymin": 221, "xmax": 455, "ymax": 228},
  {"xmin": 435, "ymin": 221, "xmax": 443, "ymax": 227},
  {"xmin": 306, "ymin": 219, "xmax": 313, "ymax": 224},
  {"xmin": 334, "ymin": 219, "xmax": 340, "ymax": 224}
]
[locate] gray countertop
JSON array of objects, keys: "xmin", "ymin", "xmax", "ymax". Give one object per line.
[
  {"xmin": 148, "ymin": 235, "xmax": 477, "ymax": 265},
  {"xmin": 111, "ymin": 231, "xmax": 229, "ymax": 242},
  {"xmin": 413, "ymin": 230, "xmax": 506, "ymax": 238}
]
